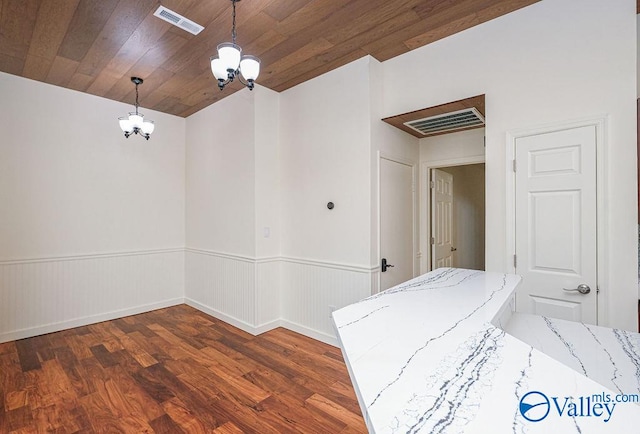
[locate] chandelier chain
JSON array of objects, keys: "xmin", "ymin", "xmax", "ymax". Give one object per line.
[
  {"xmin": 135, "ymin": 82, "xmax": 139, "ymax": 114},
  {"xmin": 231, "ymin": 0, "xmax": 237, "ymax": 44}
]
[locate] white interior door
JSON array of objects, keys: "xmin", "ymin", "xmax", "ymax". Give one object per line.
[
  {"xmin": 380, "ymin": 157, "xmax": 414, "ymax": 291},
  {"xmin": 514, "ymin": 125, "xmax": 597, "ymax": 324},
  {"xmin": 431, "ymin": 169, "xmax": 454, "ymax": 269}
]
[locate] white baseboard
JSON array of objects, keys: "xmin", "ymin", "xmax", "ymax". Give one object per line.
[
  {"xmin": 185, "ymin": 297, "xmax": 338, "ymax": 347},
  {"xmin": 184, "ymin": 297, "xmax": 267, "ymax": 336},
  {"xmin": 253, "ymin": 319, "xmax": 282, "ymax": 335},
  {"xmin": 1, "ymin": 295, "xmax": 341, "ymax": 350},
  {"xmin": 279, "ymin": 319, "xmax": 339, "ymax": 347},
  {"xmin": 0, "ymin": 297, "xmax": 185, "ymax": 344}
]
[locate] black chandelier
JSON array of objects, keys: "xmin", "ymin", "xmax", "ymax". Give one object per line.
[
  {"xmin": 118, "ymin": 77, "xmax": 155, "ymax": 140},
  {"xmin": 210, "ymin": 0, "xmax": 260, "ymax": 91}
]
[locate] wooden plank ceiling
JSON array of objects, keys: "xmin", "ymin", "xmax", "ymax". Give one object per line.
[{"xmin": 0, "ymin": 0, "xmax": 540, "ymax": 118}]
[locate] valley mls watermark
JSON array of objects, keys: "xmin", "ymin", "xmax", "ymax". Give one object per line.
[{"xmin": 519, "ymin": 390, "xmax": 640, "ymax": 423}]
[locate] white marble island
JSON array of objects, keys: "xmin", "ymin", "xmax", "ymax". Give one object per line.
[
  {"xmin": 332, "ymin": 268, "xmax": 640, "ymax": 433},
  {"xmin": 505, "ymin": 312, "xmax": 640, "ymax": 397}
]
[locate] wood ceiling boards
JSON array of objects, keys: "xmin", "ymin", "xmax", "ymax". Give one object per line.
[{"xmin": 0, "ymin": 0, "xmax": 540, "ymax": 118}]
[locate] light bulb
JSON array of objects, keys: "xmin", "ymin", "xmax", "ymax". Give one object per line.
[
  {"xmin": 129, "ymin": 112, "xmax": 144, "ymax": 130},
  {"xmin": 210, "ymin": 56, "xmax": 228, "ymax": 80},
  {"xmin": 119, "ymin": 117, "xmax": 133, "ymax": 133},
  {"xmin": 240, "ymin": 55, "xmax": 260, "ymax": 81},
  {"xmin": 217, "ymin": 43, "xmax": 241, "ymax": 72},
  {"xmin": 141, "ymin": 120, "xmax": 155, "ymax": 135}
]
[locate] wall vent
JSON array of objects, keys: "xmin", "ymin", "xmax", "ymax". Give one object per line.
[
  {"xmin": 153, "ymin": 6, "xmax": 204, "ymax": 35},
  {"xmin": 403, "ymin": 107, "xmax": 485, "ymax": 136}
]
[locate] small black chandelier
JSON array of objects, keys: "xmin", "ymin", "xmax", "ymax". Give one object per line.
[
  {"xmin": 210, "ymin": 0, "xmax": 260, "ymax": 91},
  {"xmin": 118, "ymin": 77, "xmax": 155, "ymax": 140}
]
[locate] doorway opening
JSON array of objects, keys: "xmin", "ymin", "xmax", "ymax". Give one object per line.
[
  {"xmin": 429, "ymin": 164, "xmax": 485, "ymax": 271},
  {"xmin": 382, "ymin": 95, "xmax": 487, "ymax": 279}
]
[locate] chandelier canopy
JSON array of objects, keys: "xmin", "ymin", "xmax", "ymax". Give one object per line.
[
  {"xmin": 210, "ymin": 0, "xmax": 260, "ymax": 91},
  {"xmin": 118, "ymin": 77, "xmax": 155, "ymax": 140}
]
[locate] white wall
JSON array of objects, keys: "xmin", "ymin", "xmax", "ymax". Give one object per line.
[
  {"xmin": 255, "ymin": 87, "xmax": 281, "ymax": 259},
  {"xmin": 184, "ymin": 58, "xmax": 414, "ymax": 343},
  {"xmin": 279, "ymin": 58, "xmax": 372, "ymax": 267},
  {"xmin": 277, "ymin": 58, "xmax": 377, "ymax": 341},
  {"xmin": 186, "ymin": 89, "xmax": 256, "ymax": 256},
  {"xmin": 420, "ymin": 128, "xmax": 485, "ymax": 163},
  {"xmin": 637, "ymin": 13, "xmax": 640, "ymax": 299},
  {"xmin": 385, "ymin": 0, "xmax": 637, "ymax": 330},
  {"xmin": 185, "ymin": 86, "xmax": 281, "ymax": 333},
  {"xmin": 0, "ymin": 72, "xmax": 186, "ymax": 342},
  {"xmin": 185, "ymin": 88, "xmax": 256, "ymax": 328},
  {"xmin": 0, "ymin": 73, "xmax": 185, "ymax": 259},
  {"xmin": 369, "ymin": 58, "xmax": 421, "ymax": 276},
  {"xmin": 637, "ymin": 14, "xmax": 640, "ymax": 98},
  {"xmin": 254, "ymin": 87, "xmax": 282, "ymax": 326},
  {"xmin": 183, "ymin": 57, "xmax": 418, "ymax": 343},
  {"xmin": 185, "ymin": 85, "xmax": 281, "ymax": 259}
]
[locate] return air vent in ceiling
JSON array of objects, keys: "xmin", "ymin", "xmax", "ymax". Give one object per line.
[
  {"xmin": 404, "ymin": 107, "xmax": 485, "ymax": 136},
  {"xmin": 153, "ymin": 6, "xmax": 204, "ymax": 35}
]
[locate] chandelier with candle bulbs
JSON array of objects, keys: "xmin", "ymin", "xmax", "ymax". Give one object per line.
[{"xmin": 210, "ymin": 0, "xmax": 260, "ymax": 91}]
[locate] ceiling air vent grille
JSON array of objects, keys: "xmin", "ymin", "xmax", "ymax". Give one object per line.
[
  {"xmin": 403, "ymin": 107, "xmax": 485, "ymax": 136},
  {"xmin": 153, "ymin": 6, "xmax": 204, "ymax": 35}
]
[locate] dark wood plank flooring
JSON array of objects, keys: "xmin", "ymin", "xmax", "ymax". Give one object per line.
[{"xmin": 0, "ymin": 305, "xmax": 367, "ymax": 433}]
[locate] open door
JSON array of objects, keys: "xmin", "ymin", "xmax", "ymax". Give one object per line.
[{"xmin": 431, "ymin": 169, "xmax": 454, "ymax": 269}]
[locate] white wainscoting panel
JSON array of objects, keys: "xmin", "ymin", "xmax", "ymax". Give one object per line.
[
  {"xmin": 256, "ymin": 259, "xmax": 281, "ymax": 331},
  {"xmin": 1, "ymin": 246, "xmax": 378, "ymax": 346},
  {"xmin": 280, "ymin": 258, "xmax": 373, "ymax": 345},
  {"xmin": 0, "ymin": 249, "xmax": 184, "ymax": 343},
  {"xmin": 184, "ymin": 250, "xmax": 375, "ymax": 345},
  {"xmin": 185, "ymin": 249, "xmax": 256, "ymax": 330}
]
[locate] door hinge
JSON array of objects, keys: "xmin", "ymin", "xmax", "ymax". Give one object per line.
[
  {"xmin": 430, "ymin": 181, "xmax": 435, "ymax": 189},
  {"xmin": 483, "ymin": 136, "xmax": 486, "ymax": 147},
  {"xmin": 513, "ymin": 254, "xmax": 517, "ymax": 268},
  {"xmin": 430, "ymin": 237, "xmax": 435, "ymax": 245},
  {"xmin": 512, "ymin": 159, "xmax": 516, "ymax": 172}
]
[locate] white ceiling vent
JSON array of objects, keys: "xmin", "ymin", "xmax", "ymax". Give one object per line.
[
  {"xmin": 153, "ymin": 6, "xmax": 204, "ymax": 35},
  {"xmin": 404, "ymin": 107, "xmax": 485, "ymax": 136}
]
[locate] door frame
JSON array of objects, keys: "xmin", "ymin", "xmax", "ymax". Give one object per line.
[
  {"xmin": 420, "ymin": 156, "xmax": 486, "ymax": 274},
  {"xmin": 377, "ymin": 151, "xmax": 418, "ymax": 293},
  {"xmin": 505, "ymin": 116, "xmax": 608, "ymax": 326}
]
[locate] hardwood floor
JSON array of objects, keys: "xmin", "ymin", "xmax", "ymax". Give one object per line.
[{"xmin": 0, "ymin": 305, "xmax": 367, "ymax": 433}]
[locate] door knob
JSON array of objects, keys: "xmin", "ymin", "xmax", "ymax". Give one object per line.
[
  {"xmin": 562, "ymin": 284, "xmax": 591, "ymax": 295},
  {"xmin": 381, "ymin": 258, "xmax": 394, "ymax": 272},
  {"xmin": 450, "ymin": 247, "xmax": 457, "ymax": 252}
]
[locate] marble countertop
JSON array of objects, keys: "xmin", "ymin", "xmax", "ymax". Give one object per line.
[
  {"xmin": 505, "ymin": 312, "xmax": 640, "ymax": 397},
  {"xmin": 332, "ymin": 268, "xmax": 640, "ymax": 433}
]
